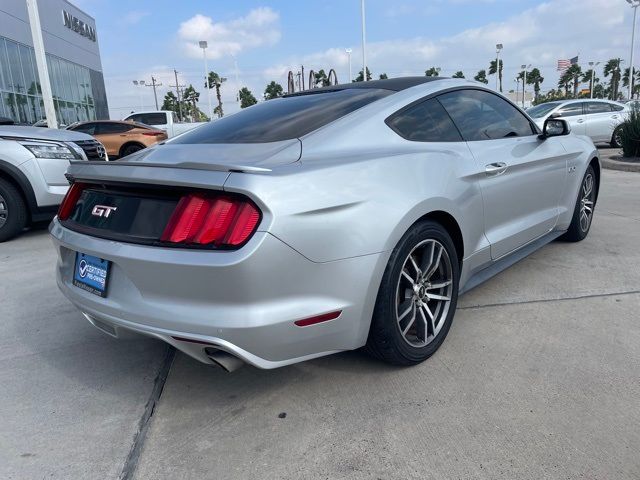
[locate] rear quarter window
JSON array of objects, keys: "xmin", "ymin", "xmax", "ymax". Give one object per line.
[
  {"xmin": 386, "ymin": 98, "xmax": 462, "ymax": 142},
  {"xmin": 171, "ymin": 88, "xmax": 392, "ymax": 144}
]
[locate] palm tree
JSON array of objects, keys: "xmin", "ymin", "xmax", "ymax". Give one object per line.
[
  {"xmin": 564, "ymin": 64, "xmax": 582, "ymax": 98},
  {"xmin": 354, "ymin": 68, "xmax": 372, "ymax": 82},
  {"xmin": 425, "ymin": 67, "xmax": 440, "ymax": 77},
  {"xmin": 488, "ymin": 59, "xmax": 503, "ymax": 92},
  {"xmin": 526, "ymin": 68, "xmax": 544, "ymax": 102},
  {"xmin": 264, "ymin": 81, "xmax": 283, "ymax": 100},
  {"xmin": 207, "ymin": 72, "xmax": 226, "ymax": 118},
  {"xmin": 622, "ymin": 67, "xmax": 640, "ymax": 98},
  {"xmin": 379, "ymin": 73, "xmax": 388, "ymax": 80},
  {"xmin": 452, "ymin": 71, "xmax": 465, "ymax": 78},
  {"xmin": 581, "ymin": 69, "xmax": 600, "ymax": 98},
  {"xmin": 603, "ymin": 58, "xmax": 623, "ymax": 100},
  {"xmin": 474, "ymin": 70, "xmax": 488, "ymax": 84},
  {"xmin": 558, "ymin": 69, "xmax": 573, "ymax": 98}
]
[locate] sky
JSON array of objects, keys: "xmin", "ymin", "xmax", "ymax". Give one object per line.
[{"xmin": 71, "ymin": 0, "xmax": 638, "ymax": 119}]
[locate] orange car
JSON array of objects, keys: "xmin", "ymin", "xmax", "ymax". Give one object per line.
[{"xmin": 67, "ymin": 120, "xmax": 167, "ymax": 159}]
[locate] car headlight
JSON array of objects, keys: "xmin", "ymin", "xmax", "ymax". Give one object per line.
[{"xmin": 19, "ymin": 141, "xmax": 79, "ymax": 160}]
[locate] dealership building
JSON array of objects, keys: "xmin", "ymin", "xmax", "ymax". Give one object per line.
[{"xmin": 0, "ymin": 0, "xmax": 108, "ymax": 125}]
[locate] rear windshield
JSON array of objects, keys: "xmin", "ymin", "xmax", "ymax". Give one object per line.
[
  {"xmin": 526, "ymin": 102, "xmax": 562, "ymax": 118},
  {"xmin": 171, "ymin": 88, "xmax": 392, "ymax": 144}
]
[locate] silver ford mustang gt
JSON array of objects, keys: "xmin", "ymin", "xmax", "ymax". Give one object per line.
[{"xmin": 50, "ymin": 77, "xmax": 600, "ymax": 371}]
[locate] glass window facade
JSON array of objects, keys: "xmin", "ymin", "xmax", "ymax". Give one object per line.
[{"xmin": 0, "ymin": 35, "xmax": 103, "ymax": 125}]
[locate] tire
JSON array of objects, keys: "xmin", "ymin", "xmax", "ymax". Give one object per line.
[
  {"xmin": 120, "ymin": 144, "xmax": 144, "ymax": 157},
  {"xmin": 611, "ymin": 126, "xmax": 623, "ymax": 148},
  {"xmin": 560, "ymin": 165, "xmax": 597, "ymax": 242},
  {"xmin": 0, "ymin": 178, "xmax": 28, "ymax": 242},
  {"xmin": 365, "ymin": 220, "xmax": 460, "ymax": 366}
]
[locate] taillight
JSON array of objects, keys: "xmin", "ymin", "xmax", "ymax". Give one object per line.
[
  {"xmin": 142, "ymin": 131, "xmax": 165, "ymax": 136},
  {"xmin": 161, "ymin": 194, "xmax": 260, "ymax": 248},
  {"xmin": 57, "ymin": 182, "xmax": 86, "ymax": 220}
]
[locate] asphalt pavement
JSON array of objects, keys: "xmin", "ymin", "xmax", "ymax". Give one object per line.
[{"xmin": 1, "ymin": 169, "xmax": 639, "ymax": 479}]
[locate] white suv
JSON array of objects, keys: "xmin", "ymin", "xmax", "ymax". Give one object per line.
[{"xmin": 0, "ymin": 125, "xmax": 106, "ymax": 241}]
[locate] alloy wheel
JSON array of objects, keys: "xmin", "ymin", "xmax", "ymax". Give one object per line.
[
  {"xmin": 0, "ymin": 193, "xmax": 7, "ymax": 229},
  {"xmin": 395, "ymin": 239, "xmax": 453, "ymax": 347},
  {"xmin": 580, "ymin": 172, "xmax": 595, "ymax": 232}
]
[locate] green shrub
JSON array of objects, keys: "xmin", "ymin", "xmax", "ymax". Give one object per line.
[{"xmin": 619, "ymin": 103, "xmax": 640, "ymax": 158}]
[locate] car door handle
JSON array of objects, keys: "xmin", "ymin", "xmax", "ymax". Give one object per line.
[
  {"xmin": 612, "ymin": 115, "xmax": 619, "ymax": 119},
  {"xmin": 577, "ymin": 119, "xmax": 585, "ymax": 124},
  {"xmin": 485, "ymin": 162, "xmax": 508, "ymax": 176}
]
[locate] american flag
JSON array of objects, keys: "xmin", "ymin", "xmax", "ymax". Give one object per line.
[{"xmin": 557, "ymin": 56, "xmax": 579, "ymax": 72}]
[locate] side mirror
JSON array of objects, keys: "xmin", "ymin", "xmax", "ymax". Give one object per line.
[{"xmin": 539, "ymin": 118, "xmax": 571, "ymax": 139}]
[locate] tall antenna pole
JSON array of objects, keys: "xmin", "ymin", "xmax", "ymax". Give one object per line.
[
  {"xmin": 26, "ymin": 0, "xmax": 57, "ymax": 127},
  {"xmin": 361, "ymin": 0, "xmax": 367, "ymax": 81},
  {"xmin": 173, "ymin": 69, "xmax": 183, "ymax": 120}
]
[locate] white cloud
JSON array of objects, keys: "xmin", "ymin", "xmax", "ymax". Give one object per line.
[{"xmin": 177, "ymin": 7, "xmax": 281, "ymax": 60}]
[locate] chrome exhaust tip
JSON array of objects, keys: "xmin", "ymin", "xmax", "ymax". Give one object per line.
[{"xmin": 204, "ymin": 348, "xmax": 245, "ymax": 372}]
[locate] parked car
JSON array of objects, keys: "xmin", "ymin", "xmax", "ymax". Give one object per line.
[
  {"xmin": 527, "ymin": 99, "xmax": 626, "ymax": 147},
  {"xmin": 67, "ymin": 120, "xmax": 167, "ymax": 158},
  {"xmin": 122, "ymin": 110, "xmax": 206, "ymax": 138},
  {"xmin": 0, "ymin": 125, "xmax": 105, "ymax": 241},
  {"xmin": 51, "ymin": 77, "xmax": 600, "ymax": 372}
]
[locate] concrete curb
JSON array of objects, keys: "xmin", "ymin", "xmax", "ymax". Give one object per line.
[{"xmin": 601, "ymin": 154, "xmax": 640, "ymax": 172}]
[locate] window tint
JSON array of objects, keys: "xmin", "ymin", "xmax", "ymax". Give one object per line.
[
  {"xmin": 526, "ymin": 102, "xmax": 562, "ymax": 118},
  {"xmin": 585, "ymin": 102, "xmax": 612, "ymax": 114},
  {"xmin": 172, "ymin": 88, "xmax": 392, "ymax": 144},
  {"xmin": 387, "ymin": 98, "xmax": 462, "ymax": 142},
  {"xmin": 71, "ymin": 122, "xmax": 97, "ymax": 135},
  {"xmin": 96, "ymin": 122, "xmax": 133, "ymax": 134},
  {"xmin": 126, "ymin": 113, "xmax": 167, "ymax": 125},
  {"xmin": 611, "ymin": 103, "xmax": 625, "ymax": 112},
  {"xmin": 557, "ymin": 103, "xmax": 583, "ymax": 117},
  {"xmin": 438, "ymin": 89, "xmax": 534, "ymax": 141}
]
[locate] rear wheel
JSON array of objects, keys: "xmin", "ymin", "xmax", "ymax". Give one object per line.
[
  {"xmin": 0, "ymin": 178, "xmax": 28, "ymax": 242},
  {"xmin": 120, "ymin": 143, "xmax": 144, "ymax": 157},
  {"xmin": 365, "ymin": 220, "xmax": 459, "ymax": 365},
  {"xmin": 611, "ymin": 126, "xmax": 623, "ymax": 148},
  {"xmin": 561, "ymin": 165, "xmax": 597, "ymax": 242}
]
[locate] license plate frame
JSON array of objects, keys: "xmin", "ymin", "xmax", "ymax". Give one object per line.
[{"xmin": 73, "ymin": 252, "xmax": 111, "ymax": 298}]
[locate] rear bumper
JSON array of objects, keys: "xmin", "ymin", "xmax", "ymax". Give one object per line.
[{"xmin": 49, "ymin": 218, "xmax": 386, "ymax": 368}]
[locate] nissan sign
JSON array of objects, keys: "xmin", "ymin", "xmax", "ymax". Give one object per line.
[{"xmin": 62, "ymin": 11, "xmax": 96, "ymax": 42}]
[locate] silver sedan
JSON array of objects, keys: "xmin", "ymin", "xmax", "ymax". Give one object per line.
[
  {"xmin": 50, "ymin": 77, "xmax": 600, "ymax": 371},
  {"xmin": 527, "ymin": 98, "xmax": 626, "ymax": 147}
]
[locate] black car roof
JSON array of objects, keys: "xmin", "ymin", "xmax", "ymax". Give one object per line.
[{"xmin": 284, "ymin": 76, "xmax": 447, "ymax": 97}]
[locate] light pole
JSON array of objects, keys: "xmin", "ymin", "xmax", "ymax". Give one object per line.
[
  {"xmin": 132, "ymin": 80, "xmax": 145, "ymax": 111},
  {"xmin": 345, "ymin": 48, "xmax": 353, "ymax": 83},
  {"xmin": 588, "ymin": 61, "xmax": 600, "ymax": 98},
  {"xmin": 627, "ymin": 0, "xmax": 640, "ymax": 99},
  {"xmin": 361, "ymin": 0, "xmax": 367, "ymax": 81},
  {"xmin": 199, "ymin": 41, "xmax": 213, "ymax": 119},
  {"xmin": 521, "ymin": 64, "xmax": 531, "ymax": 108},
  {"xmin": 495, "ymin": 44, "xmax": 503, "ymax": 91},
  {"xmin": 515, "ymin": 78, "xmax": 520, "ymax": 104}
]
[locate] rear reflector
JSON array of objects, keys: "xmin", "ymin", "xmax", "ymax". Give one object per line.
[
  {"xmin": 294, "ymin": 310, "xmax": 342, "ymax": 327},
  {"xmin": 57, "ymin": 182, "xmax": 86, "ymax": 220},
  {"xmin": 161, "ymin": 193, "xmax": 260, "ymax": 248}
]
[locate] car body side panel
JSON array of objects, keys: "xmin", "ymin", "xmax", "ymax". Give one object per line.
[
  {"xmin": 467, "ymin": 135, "xmax": 567, "ymax": 259},
  {"xmin": 585, "ymin": 111, "xmax": 620, "ymax": 143}
]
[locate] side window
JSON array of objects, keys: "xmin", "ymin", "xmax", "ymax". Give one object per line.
[
  {"xmin": 126, "ymin": 114, "xmax": 144, "ymax": 123},
  {"xmin": 438, "ymin": 89, "xmax": 534, "ymax": 141},
  {"xmin": 144, "ymin": 113, "xmax": 168, "ymax": 125},
  {"xmin": 557, "ymin": 103, "xmax": 583, "ymax": 117},
  {"xmin": 72, "ymin": 123, "xmax": 96, "ymax": 135},
  {"xmin": 387, "ymin": 98, "xmax": 462, "ymax": 142},
  {"xmin": 585, "ymin": 102, "xmax": 612, "ymax": 114},
  {"xmin": 96, "ymin": 123, "xmax": 133, "ymax": 134},
  {"xmin": 611, "ymin": 103, "xmax": 625, "ymax": 112}
]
